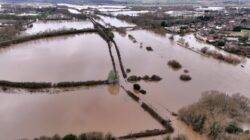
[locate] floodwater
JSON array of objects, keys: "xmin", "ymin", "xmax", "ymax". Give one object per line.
[
  {"xmin": 110, "ymin": 10, "xmax": 150, "ymax": 16},
  {"xmin": 1, "ymin": 17, "xmax": 250, "ymax": 140},
  {"xmin": 111, "ymin": 30, "xmax": 250, "ymax": 139},
  {"xmin": 0, "ymin": 34, "xmax": 111, "ymax": 82},
  {"xmin": 22, "ymin": 20, "xmax": 94, "ymax": 36},
  {"xmin": 0, "ymin": 86, "xmax": 162, "ymax": 140},
  {"xmin": 114, "ymin": 30, "xmax": 250, "ymax": 112},
  {"xmin": 98, "ymin": 15, "xmax": 135, "ymax": 27}
]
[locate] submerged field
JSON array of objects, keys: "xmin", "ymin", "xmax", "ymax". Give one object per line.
[{"xmin": 0, "ymin": 15, "xmax": 250, "ymax": 140}]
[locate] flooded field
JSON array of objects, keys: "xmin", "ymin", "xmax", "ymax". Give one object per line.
[
  {"xmin": 0, "ymin": 86, "xmax": 162, "ymax": 140},
  {"xmin": 99, "ymin": 16, "xmax": 135, "ymax": 27},
  {"xmin": 0, "ymin": 16, "xmax": 250, "ymax": 140},
  {"xmin": 22, "ymin": 20, "xmax": 93, "ymax": 36},
  {"xmin": 113, "ymin": 30, "xmax": 250, "ymax": 111},
  {"xmin": 110, "ymin": 10, "xmax": 150, "ymax": 16},
  {"xmin": 0, "ymin": 33, "xmax": 111, "ymax": 82}
]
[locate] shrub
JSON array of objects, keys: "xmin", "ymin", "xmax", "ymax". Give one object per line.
[
  {"xmin": 128, "ymin": 75, "xmax": 162, "ymax": 82},
  {"xmin": 169, "ymin": 35, "xmax": 174, "ymax": 40},
  {"xmin": 168, "ymin": 60, "xmax": 182, "ymax": 70},
  {"xmin": 139, "ymin": 90, "xmax": 147, "ymax": 95},
  {"xmin": 146, "ymin": 46, "xmax": 153, "ymax": 51},
  {"xmin": 214, "ymin": 40, "xmax": 225, "ymax": 47},
  {"xmin": 127, "ymin": 75, "xmax": 141, "ymax": 82},
  {"xmin": 209, "ymin": 122, "xmax": 223, "ymax": 139},
  {"xmin": 1, "ymin": 86, "xmax": 7, "ymax": 91},
  {"xmin": 133, "ymin": 84, "xmax": 141, "ymax": 91},
  {"xmin": 184, "ymin": 69, "xmax": 189, "ymax": 73},
  {"xmin": 150, "ymin": 75, "xmax": 162, "ymax": 81},
  {"xmin": 239, "ymin": 36, "xmax": 249, "ymax": 43},
  {"xmin": 63, "ymin": 134, "xmax": 77, "ymax": 140},
  {"xmin": 161, "ymin": 21, "xmax": 166, "ymax": 27},
  {"xmin": 128, "ymin": 34, "xmax": 137, "ymax": 43},
  {"xmin": 108, "ymin": 70, "xmax": 118, "ymax": 84},
  {"xmin": 142, "ymin": 75, "xmax": 150, "ymax": 80},
  {"xmin": 225, "ymin": 123, "xmax": 243, "ymax": 134},
  {"xmin": 180, "ymin": 74, "xmax": 192, "ymax": 81},
  {"xmin": 233, "ymin": 26, "xmax": 242, "ymax": 32},
  {"xmin": 126, "ymin": 69, "xmax": 131, "ymax": 73},
  {"xmin": 52, "ymin": 134, "xmax": 61, "ymax": 140}
]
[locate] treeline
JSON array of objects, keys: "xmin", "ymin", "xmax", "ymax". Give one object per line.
[
  {"xmin": 117, "ymin": 12, "xmax": 166, "ymax": 28},
  {"xmin": 0, "ymin": 28, "xmax": 97, "ymax": 48},
  {"xmin": 200, "ymin": 47, "xmax": 241, "ymax": 65},
  {"xmin": 0, "ymin": 22, "xmax": 23, "ymax": 42},
  {"xmin": 178, "ymin": 91, "xmax": 250, "ymax": 139},
  {"xmin": 0, "ymin": 80, "xmax": 109, "ymax": 90}
]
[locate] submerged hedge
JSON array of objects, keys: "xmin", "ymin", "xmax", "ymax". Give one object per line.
[
  {"xmin": 0, "ymin": 80, "xmax": 52, "ymax": 89},
  {"xmin": 0, "ymin": 28, "xmax": 97, "ymax": 48},
  {"xmin": 0, "ymin": 80, "xmax": 109, "ymax": 90}
]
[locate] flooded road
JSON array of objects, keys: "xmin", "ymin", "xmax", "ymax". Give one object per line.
[{"xmin": 0, "ymin": 86, "xmax": 162, "ymax": 140}]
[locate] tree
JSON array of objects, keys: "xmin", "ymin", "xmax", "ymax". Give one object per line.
[
  {"xmin": 161, "ymin": 21, "xmax": 166, "ymax": 27},
  {"xmin": 62, "ymin": 134, "xmax": 77, "ymax": 140}
]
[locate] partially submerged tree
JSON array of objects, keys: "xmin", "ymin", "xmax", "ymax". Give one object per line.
[{"xmin": 108, "ymin": 70, "xmax": 119, "ymax": 84}]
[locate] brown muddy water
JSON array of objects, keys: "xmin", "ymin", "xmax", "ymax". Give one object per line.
[
  {"xmin": 0, "ymin": 86, "xmax": 162, "ymax": 140},
  {"xmin": 0, "ymin": 24, "xmax": 250, "ymax": 139},
  {"xmin": 115, "ymin": 30, "xmax": 250, "ymax": 111},
  {"xmin": 0, "ymin": 33, "xmax": 111, "ymax": 82}
]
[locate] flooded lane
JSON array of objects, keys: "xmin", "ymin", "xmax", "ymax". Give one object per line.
[
  {"xmin": 0, "ymin": 33, "xmax": 112, "ymax": 82},
  {"xmin": 0, "ymin": 86, "xmax": 163, "ymax": 140}
]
